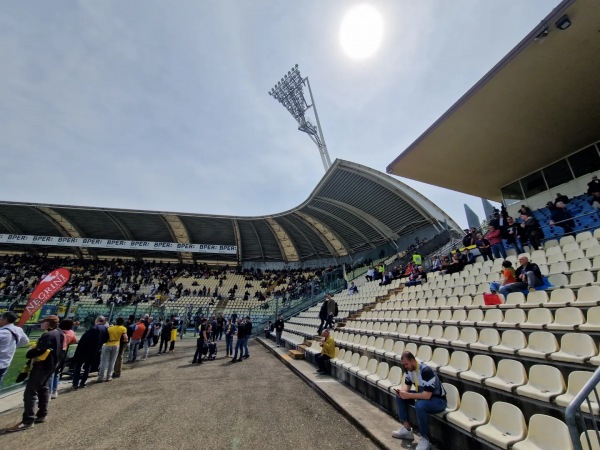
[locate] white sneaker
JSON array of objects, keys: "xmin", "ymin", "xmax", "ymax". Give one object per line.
[
  {"xmin": 50, "ymin": 391, "xmax": 58, "ymax": 399},
  {"xmin": 392, "ymin": 427, "xmax": 414, "ymax": 440},
  {"xmin": 416, "ymin": 437, "xmax": 431, "ymax": 450}
]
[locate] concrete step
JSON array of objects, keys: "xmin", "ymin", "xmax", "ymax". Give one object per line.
[{"xmin": 288, "ymin": 349, "xmax": 305, "ymax": 360}]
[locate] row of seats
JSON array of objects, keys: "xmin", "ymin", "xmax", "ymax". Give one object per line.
[
  {"xmin": 323, "ymin": 347, "xmax": 597, "ymax": 450},
  {"xmin": 336, "ymin": 323, "xmax": 600, "ymax": 364}
]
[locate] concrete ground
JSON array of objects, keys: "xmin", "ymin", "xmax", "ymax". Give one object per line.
[{"xmin": 0, "ymin": 339, "xmax": 379, "ymax": 450}]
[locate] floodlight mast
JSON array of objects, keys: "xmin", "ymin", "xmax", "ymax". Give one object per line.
[{"xmin": 269, "ymin": 64, "xmax": 332, "ymax": 171}]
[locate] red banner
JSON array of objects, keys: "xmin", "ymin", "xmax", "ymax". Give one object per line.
[{"xmin": 18, "ymin": 268, "xmax": 71, "ymax": 326}]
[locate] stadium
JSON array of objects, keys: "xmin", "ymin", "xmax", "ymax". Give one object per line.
[{"xmin": 1, "ymin": 0, "xmax": 600, "ymax": 449}]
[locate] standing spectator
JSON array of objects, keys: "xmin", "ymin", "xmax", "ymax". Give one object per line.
[
  {"xmin": 505, "ymin": 217, "xmax": 525, "ymax": 254},
  {"xmin": 231, "ymin": 318, "xmax": 246, "ymax": 363},
  {"xmin": 112, "ymin": 316, "xmax": 133, "ymax": 379},
  {"xmin": 8, "ymin": 315, "xmax": 64, "ymax": 432},
  {"xmin": 377, "ymin": 263, "xmax": 385, "ymax": 280},
  {"xmin": 274, "ymin": 315, "xmax": 285, "ymax": 348},
  {"xmin": 518, "ymin": 205, "xmax": 533, "ymax": 217},
  {"xmin": 0, "ymin": 311, "xmax": 30, "ymax": 386},
  {"xmin": 49, "ymin": 319, "xmax": 78, "ymax": 399},
  {"xmin": 192, "ymin": 318, "xmax": 207, "ymax": 365},
  {"xmin": 141, "ymin": 316, "xmax": 154, "ymax": 360},
  {"xmin": 462, "ymin": 229, "xmax": 476, "ymax": 248},
  {"xmin": 317, "ymin": 299, "xmax": 328, "ymax": 335},
  {"xmin": 157, "ymin": 319, "xmax": 172, "ymax": 354},
  {"xmin": 486, "ymin": 225, "xmax": 507, "ymax": 259},
  {"xmin": 324, "ymin": 293, "xmax": 337, "ymax": 330},
  {"xmin": 153, "ymin": 318, "xmax": 162, "ymax": 346},
  {"xmin": 243, "ymin": 316, "xmax": 252, "ymax": 359},
  {"xmin": 521, "ymin": 214, "xmax": 543, "ymax": 250},
  {"xmin": 391, "ymin": 351, "xmax": 447, "ymax": 450},
  {"xmin": 127, "ymin": 318, "xmax": 145, "ymax": 363},
  {"xmin": 72, "ymin": 316, "xmax": 107, "ymax": 389},
  {"xmin": 365, "ymin": 267, "xmax": 375, "ymax": 282},
  {"xmin": 224, "ymin": 318, "xmax": 236, "ymax": 357},
  {"xmin": 169, "ymin": 318, "xmax": 178, "ymax": 352},
  {"xmin": 316, "ymin": 329, "xmax": 335, "ymax": 375},
  {"xmin": 412, "ymin": 252, "xmax": 422, "ymax": 266},
  {"xmin": 555, "ymin": 193, "xmax": 569, "ymax": 205},
  {"xmin": 475, "ymin": 233, "xmax": 493, "ymax": 262},
  {"xmin": 98, "ymin": 317, "xmax": 128, "ymax": 382},
  {"xmin": 217, "ymin": 314, "xmax": 224, "ymax": 340}
]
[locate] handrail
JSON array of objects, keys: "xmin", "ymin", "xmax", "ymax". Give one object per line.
[{"xmin": 565, "ymin": 366, "xmax": 600, "ymax": 450}]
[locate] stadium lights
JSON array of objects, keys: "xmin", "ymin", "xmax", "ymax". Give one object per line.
[
  {"xmin": 555, "ymin": 15, "xmax": 571, "ymax": 30},
  {"xmin": 269, "ymin": 64, "xmax": 332, "ymax": 172}
]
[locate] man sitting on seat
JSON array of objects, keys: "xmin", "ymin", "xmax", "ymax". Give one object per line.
[
  {"xmin": 316, "ymin": 329, "xmax": 335, "ymax": 375},
  {"xmin": 392, "ymin": 351, "xmax": 446, "ymax": 450},
  {"xmin": 500, "ymin": 255, "xmax": 544, "ymax": 294}
]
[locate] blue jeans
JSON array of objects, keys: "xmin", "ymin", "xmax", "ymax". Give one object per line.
[
  {"xmin": 243, "ymin": 336, "xmax": 250, "ymax": 357},
  {"xmin": 233, "ymin": 337, "xmax": 246, "ymax": 360},
  {"xmin": 490, "ymin": 282, "xmax": 500, "ymax": 293},
  {"xmin": 225, "ymin": 335, "xmax": 233, "ymax": 355},
  {"xmin": 396, "ymin": 396, "xmax": 447, "ymax": 439},
  {"xmin": 491, "ymin": 242, "xmax": 507, "ymax": 259}
]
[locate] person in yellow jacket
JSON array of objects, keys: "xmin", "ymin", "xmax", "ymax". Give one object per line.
[{"xmin": 316, "ymin": 329, "xmax": 335, "ymax": 375}]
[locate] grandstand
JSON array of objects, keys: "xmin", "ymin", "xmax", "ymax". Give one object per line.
[{"xmin": 267, "ymin": 0, "xmax": 600, "ymax": 449}]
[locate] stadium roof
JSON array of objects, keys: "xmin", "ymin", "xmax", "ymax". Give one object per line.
[
  {"xmin": 0, "ymin": 159, "xmax": 460, "ymax": 263},
  {"xmin": 386, "ymin": 0, "xmax": 600, "ymax": 201}
]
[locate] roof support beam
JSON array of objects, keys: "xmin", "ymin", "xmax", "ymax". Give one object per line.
[
  {"xmin": 35, "ymin": 206, "xmax": 87, "ymax": 259},
  {"xmin": 293, "ymin": 211, "xmax": 347, "ymax": 258},
  {"xmin": 161, "ymin": 214, "xmax": 193, "ymax": 263},
  {"xmin": 232, "ymin": 219, "xmax": 242, "ymax": 264},
  {"xmin": 277, "ymin": 217, "xmax": 320, "ymax": 261},
  {"xmin": 265, "ymin": 218, "xmax": 299, "ymax": 263},
  {"xmin": 305, "ymin": 205, "xmax": 374, "ymax": 250},
  {"xmin": 248, "ymin": 221, "xmax": 265, "ymax": 262}
]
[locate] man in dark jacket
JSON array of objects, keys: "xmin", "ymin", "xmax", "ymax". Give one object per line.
[
  {"xmin": 274, "ymin": 316, "xmax": 285, "ymax": 348},
  {"xmin": 231, "ymin": 318, "xmax": 246, "ymax": 363},
  {"xmin": 500, "ymin": 255, "xmax": 544, "ymax": 295},
  {"xmin": 158, "ymin": 319, "xmax": 173, "ymax": 354},
  {"xmin": 10, "ymin": 315, "xmax": 64, "ymax": 431},
  {"xmin": 72, "ymin": 316, "xmax": 108, "ymax": 389}
]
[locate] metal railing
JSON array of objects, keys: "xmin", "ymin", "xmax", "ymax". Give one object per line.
[{"xmin": 566, "ymin": 366, "xmax": 600, "ymax": 450}]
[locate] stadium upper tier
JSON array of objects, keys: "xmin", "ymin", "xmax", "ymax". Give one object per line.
[{"xmin": 0, "ymin": 159, "xmax": 461, "ymax": 263}]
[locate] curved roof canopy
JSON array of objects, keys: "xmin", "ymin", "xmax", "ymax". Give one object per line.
[
  {"xmin": 0, "ymin": 159, "xmax": 460, "ymax": 263},
  {"xmin": 387, "ymin": 0, "xmax": 600, "ymax": 201}
]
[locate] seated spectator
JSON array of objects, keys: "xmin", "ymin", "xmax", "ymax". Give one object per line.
[
  {"xmin": 429, "ymin": 256, "xmax": 441, "ymax": 272},
  {"xmin": 347, "ymin": 282, "xmax": 358, "ymax": 295},
  {"xmin": 555, "ymin": 193, "xmax": 569, "ymax": 205},
  {"xmin": 462, "ymin": 229, "xmax": 476, "ymax": 248},
  {"xmin": 587, "ymin": 175, "xmax": 600, "ymax": 195},
  {"xmin": 489, "ymin": 260, "xmax": 516, "ymax": 296},
  {"xmin": 499, "ymin": 255, "xmax": 544, "ymax": 295},
  {"xmin": 365, "ymin": 267, "xmax": 375, "ymax": 282},
  {"xmin": 316, "ymin": 329, "xmax": 335, "ymax": 375},
  {"xmin": 546, "ymin": 220, "xmax": 565, "ymax": 238},
  {"xmin": 520, "ymin": 214, "xmax": 543, "ymax": 250},
  {"xmin": 475, "ymin": 233, "xmax": 493, "ymax": 262},
  {"xmin": 518, "ymin": 205, "xmax": 533, "ymax": 217},
  {"xmin": 553, "ymin": 202, "xmax": 574, "ymax": 234},
  {"xmin": 446, "ymin": 252, "xmax": 463, "ymax": 274},
  {"xmin": 405, "ymin": 266, "xmax": 426, "ymax": 287},
  {"xmin": 591, "ymin": 191, "xmax": 600, "ymax": 209},
  {"xmin": 440, "ymin": 256, "xmax": 451, "ymax": 274},
  {"xmin": 460, "ymin": 248, "xmax": 474, "ymax": 265},
  {"xmin": 486, "ymin": 225, "xmax": 506, "ymax": 259}
]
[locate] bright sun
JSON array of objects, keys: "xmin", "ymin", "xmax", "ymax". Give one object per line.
[{"xmin": 339, "ymin": 4, "xmax": 384, "ymax": 59}]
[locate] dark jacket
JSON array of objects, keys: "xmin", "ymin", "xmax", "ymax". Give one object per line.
[
  {"xmin": 245, "ymin": 321, "xmax": 252, "ymax": 336},
  {"xmin": 319, "ymin": 301, "xmax": 328, "ymax": 320},
  {"xmin": 237, "ymin": 322, "xmax": 247, "ymax": 339},
  {"xmin": 27, "ymin": 328, "xmax": 65, "ymax": 372},
  {"xmin": 274, "ymin": 319, "xmax": 285, "ymax": 332},
  {"xmin": 161, "ymin": 322, "xmax": 173, "ymax": 339},
  {"xmin": 73, "ymin": 324, "xmax": 108, "ymax": 364},
  {"xmin": 515, "ymin": 263, "xmax": 543, "ymax": 286}
]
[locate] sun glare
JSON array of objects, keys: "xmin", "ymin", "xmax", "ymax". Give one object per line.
[{"xmin": 339, "ymin": 4, "xmax": 384, "ymax": 59}]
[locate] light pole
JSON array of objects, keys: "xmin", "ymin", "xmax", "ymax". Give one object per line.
[{"xmin": 269, "ymin": 64, "xmax": 332, "ymax": 172}]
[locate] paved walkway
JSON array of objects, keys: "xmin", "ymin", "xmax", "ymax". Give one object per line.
[{"xmin": 0, "ymin": 339, "xmax": 378, "ymax": 449}]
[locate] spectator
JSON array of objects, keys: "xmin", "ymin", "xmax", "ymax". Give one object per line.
[
  {"xmin": 127, "ymin": 318, "xmax": 145, "ymax": 363},
  {"xmin": 500, "ymin": 255, "xmax": 544, "ymax": 295},
  {"xmin": 475, "ymin": 233, "xmax": 493, "ymax": 262},
  {"xmin": 486, "ymin": 225, "xmax": 507, "ymax": 259},
  {"xmin": 365, "ymin": 267, "xmax": 375, "ymax": 282},
  {"xmin": 72, "ymin": 316, "xmax": 107, "ymax": 390},
  {"xmin": 98, "ymin": 317, "xmax": 128, "ymax": 382},
  {"xmin": 546, "ymin": 220, "xmax": 565, "ymax": 239},
  {"xmin": 274, "ymin": 315, "xmax": 284, "ymax": 348},
  {"xmin": 243, "ymin": 316, "xmax": 252, "ymax": 359},
  {"xmin": 113, "ymin": 315, "xmax": 133, "ymax": 379},
  {"xmin": 192, "ymin": 318, "xmax": 207, "ymax": 365},
  {"xmin": 520, "ymin": 214, "xmax": 543, "ymax": 250},
  {"xmin": 555, "ymin": 193, "xmax": 569, "ymax": 205},
  {"xmin": 316, "ymin": 329, "xmax": 335, "ymax": 375},
  {"xmin": 224, "ymin": 318, "xmax": 236, "ymax": 357},
  {"xmin": 505, "ymin": 216, "xmax": 525, "ymax": 254},
  {"xmin": 391, "ymin": 351, "xmax": 447, "ymax": 450},
  {"xmin": 489, "ymin": 260, "xmax": 517, "ymax": 297},
  {"xmin": 153, "ymin": 318, "xmax": 162, "ymax": 346},
  {"xmin": 429, "ymin": 256, "xmax": 441, "ymax": 272},
  {"xmin": 157, "ymin": 319, "xmax": 172, "ymax": 354},
  {"xmin": 231, "ymin": 318, "xmax": 246, "ymax": 363},
  {"xmin": 405, "ymin": 266, "xmax": 427, "ymax": 287},
  {"xmin": 518, "ymin": 205, "xmax": 533, "ymax": 217},
  {"xmin": 0, "ymin": 311, "xmax": 30, "ymax": 386},
  {"xmin": 324, "ymin": 293, "xmax": 337, "ymax": 331},
  {"xmin": 141, "ymin": 316, "xmax": 154, "ymax": 360},
  {"xmin": 587, "ymin": 175, "xmax": 600, "ymax": 195},
  {"xmin": 347, "ymin": 281, "xmax": 358, "ymax": 295},
  {"xmin": 412, "ymin": 251, "xmax": 422, "ymax": 266},
  {"xmin": 461, "ymin": 248, "xmax": 474, "ymax": 265},
  {"xmin": 462, "ymin": 229, "xmax": 476, "ymax": 248},
  {"xmin": 9, "ymin": 315, "xmax": 64, "ymax": 432},
  {"xmin": 49, "ymin": 319, "xmax": 78, "ymax": 399},
  {"xmin": 591, "ymin": 191, "xmax": 600, "ymax": 209},
  {"xmin": 554, "ymin": 202, "xmax": 575, "ymax": 234}
]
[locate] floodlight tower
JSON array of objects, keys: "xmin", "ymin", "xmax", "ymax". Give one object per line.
[{"xmin": 268, "ymin": 65, "xmax": 332, "ymax": 172}]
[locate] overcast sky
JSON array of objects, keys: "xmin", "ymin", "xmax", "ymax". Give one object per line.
[{"xmin": 0, "ymin": 0, "xmax": 558, "ymax": 229}]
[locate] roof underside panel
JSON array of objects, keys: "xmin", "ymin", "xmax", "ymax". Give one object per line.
[
  {"xmin": 317, "ymin": 169, "xmax": 430, "ymax": 234},
  {"xmin": 276, "ymin": 215, "xmax": 331, "ymax": 260},
  {"xmin": 309, "ymin": 199, "xmax": 382, "ymax": 243},
  {"xmin": 0, "ymin": 205, "xmax": 58, "ymax": 236},
  {"xmin": 57, "ymin": 208, "xmax": 127, "ymax": 240},
  {"xmin": 110, "ymin": 212, "xmax": 172, "ymax": 242},
  {"xmin": 237, "ymin": 221, "xmax": 264, "ymax": 261},
  {"xmin": 301, "ymin": 206, "xmax": 373, "ymax": 253},
  {"xmin": 252, "ymin": 220, "xmax": 282, "ymax": 260},
  {"xmin": 179, "ymin": 216, "xmax": 236, "ymax": 246}
]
